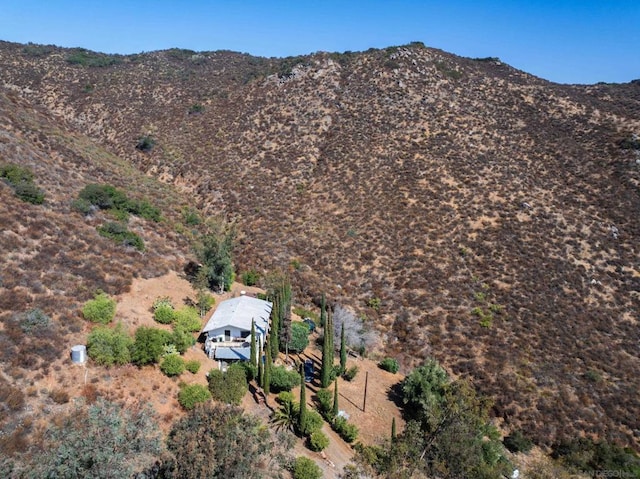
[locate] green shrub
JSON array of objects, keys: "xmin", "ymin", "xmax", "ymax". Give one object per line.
[
  {"xmin": 71, "ymin": 198, "xmax": 92, "ymax": 215},
  {"xmin": 238, "ymin": 361, "xmax": 257, "ymax": 382},
  {"xmin": 208, "ymin": 364, "xmax": 248, "ymax": 405},
  {"xmin": 284, "ymin": 322, "xmax": 310, "ymax": 354},
  {"xmin": 292, "ymin": 456, "xmax": 322, "ymax": 479},
  {"xmin": 503, "ymin": 430, "xmax": 533, "ymax": 454},
  {"xmin": 97, "ymin": 222, "xmax": 145, "ymax": 251},
  {"xmin": 66, "ymin": 49, "xmax": 121, "ymax": 67},
  {"xmin": 299, "ymin": 410, "xmax": 323, "ymax": 436},
  {"xmin": 185, "ymin": 360, "xmax": 201, "ymax": 374},
  {"xmin": 174, "ymin": 306, "xmax": 202, "ymax": 332},
  {"xmin": 182, "ymin": 207, "xmax": 201, "ymax": 225},
  {"xmin": 153, "ymin": 303, "xmax": 176, "ymax": 324},
  {"xmin": 240, "ymin": 269, "xmax": 260, "ymax": 286},
  {"xmin": 160, "ymin": 354, "xmax": 185, "ymax": 376},
  {"xmin": 178, "ymin": 384, "xmax": 211, "ymax": 410},
  {"xmin": 14, "ymin": 181, "xmax": 45, "ymax": 204},
  {"xmin": 269, "ymin": 366, "xmax": 300, "ymax": 393},
  {"xmin": 378, "ymin": 357, "xmax": 399, "ymax": 373},
  {"xmin": 1, "ymin": 163, "xmax": 45, "ymax": 204},
  {"xmin": 171, "ymin": 323, "xmax": 196, "ymax": 353},
  {"xmin": 333, "ymin": 416, "xmax": 358, "ymax": 443},
  {"xmin": 315, "ymin": 388, "xmax": 333, "ymax": 419},
  {"xmin": 188, "ymin": 104, "xmax": 204, "ymax": 114},
  {"xmin": 127, "ymin": 199, "xmax": 161, "ymax": 222},
  {"xmin": 82, "ymin": 292, "xmax": 116, "ymax": 324},
  {"xmin": 131, "ymin": 327, "xmax": 173, "ymax": 365},
  {"xmin": 79, "ymin": 184, "xmax": 129, "ymax": 210},
  {"xmin": 87, "ymin": 324, "xmax": 133, "ymax": 366},
  {"xmin": 0, "ymin": 163, "xmax": 33, "ymax": 184},
  {"xmin": 136, "ymin": 135, "xmax": 155, "ymax": 152},
  {"xmin": 277, "ymin": 391, "xmax": 295, "ymax": 405},
  {"xmin": 308, "ymin": 431, "xmax": 330, "ymax": 452},
  {"xmin": 78, "ymin": 183, "xmax": 160, "ymax": 221},
  {"xmin": 292, "ymin": 307, "xmax": 319, "ymax": 322},
  {"xmin": 342, "ymin": 365, "xmax": 359, "ymax": 381}
]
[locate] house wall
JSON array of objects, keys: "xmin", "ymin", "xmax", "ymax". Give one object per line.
[{"xmin": 207, "ymin": 326, "xmax": 266, "ymax": 348}]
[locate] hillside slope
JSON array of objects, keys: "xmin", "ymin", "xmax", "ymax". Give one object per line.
[{"xmin": 1, "ymin": 41, "xmax": 639, "ymax": 448}]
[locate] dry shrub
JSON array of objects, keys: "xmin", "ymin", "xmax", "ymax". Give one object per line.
[
  {"xmin": 81, "ymin": 384, "xmax": 99, "ymax": 404},
  {"xmin": 49, "ymin": 388, "xmax": 70, "ymax": 404},
  {"xmin": 0, "ymin": 384, "xmax": 25, "ymax": 412}
]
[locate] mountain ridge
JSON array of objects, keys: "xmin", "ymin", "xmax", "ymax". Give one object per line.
[{"xmin": 1, "ymin": 40, "xmax": 639, "ymax": 449}]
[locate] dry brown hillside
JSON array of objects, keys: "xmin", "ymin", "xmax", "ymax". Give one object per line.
[{"xmin": 1, "ymin": 40, "xmax": 639, "ymax": 449}]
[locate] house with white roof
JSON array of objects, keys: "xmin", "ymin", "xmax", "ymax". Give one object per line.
[{"xmin": 202, "ymin": 293, "xmax": 272, "ymax": 367}]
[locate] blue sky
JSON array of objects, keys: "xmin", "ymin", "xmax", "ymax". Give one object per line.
[{"xmin": 1, "ymin": 1, "xmax": 638, "ymax": 84}]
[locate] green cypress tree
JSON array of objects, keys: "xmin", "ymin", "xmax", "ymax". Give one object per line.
[
  {"xmin": 333, "ymin": 378, "xmax": 339, "ymax": 418},
  {"xmin": 391, "ymin": 417, "xmax": 396, "ymax": 442},
  {"xmin": 339, "ymin": 322, "xmax": 347, "ymax": 373},
  {"xmin": 320, "ymin": 292, "xmax": 326, "ymax": 328},
  {"xmin": 298, "ymin": 363, "xmax": 307, "ymax": 433},
  {"xmin": 270, "ymin": 303, "xmax": 279, "ymax": 360},
  {"xmin": 258, "ymin": 340, "xmax": 264, "ymax": 388},
  {"xmin": 250, "ymin": 319, "xmax": 257, "ymax": 366},
  {"xmin": 320, "ymin": 306, "xmax": 333, "ymax": 388},
  {"xmin": 264, "ymin": 340, "xmax": 272, "ymax": 396}
]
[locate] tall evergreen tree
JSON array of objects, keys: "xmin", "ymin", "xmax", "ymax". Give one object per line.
[
  {"xmin": 320, "ymin": 292, "xmax": 326, "ymax": 328},
  {"xmin": 298, "ymin": 363, "xmax": 307, "ymax": 433},
  {"xmin": 320, "ymin": 305, "xmax": 334, "ymax": 388},
  {"xmin": 264, "ymin": 340, "xmax": 272, "ymax": 396},
  {"xmin": 278, "ymin": 278, "xmax": 292, "ymax": 360},
  {"xmin": 250, "ymin": 319, "xmax": 257, "ymax": 366},
  {"xmin": 258, "ymin": 340, "xmax": 264, "ymax": 388},
  {"xmin": 391, "ymin": 417, "xmax": 397, "ymax": 443},
  {"xmin": 270, "ymin": 304, "xmax": 279, "ymax": 360},
  {"xmin": 339, "ymin": 322, "xmax": 347, "ymax": 373},
  {"xmin": 333, "ymin": 379, "xmax": 339, "ymax": 418}
]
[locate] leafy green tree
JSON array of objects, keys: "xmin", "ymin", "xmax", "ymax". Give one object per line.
[
  {"xmin": 160, "ymin": 354, "xmax": 185, "ymax": 376},
  {"xmin": 167, "ymin": 403, "xmax": 273, "ymax": 479},
  {"xmin": 82, "ymin": 291, "xmax": 116, "ymax": 324},
  {"xmin": 30, "ymin": 399, "xmax": 161, "ymax": 478},
  {"xmin": 131, "ymin": 326, "xmax": 172, "ymax": 365},
  {"xmin": 87, "ymin": 323, "xmax": 133, "ymax": 366},
  {"xmin": 207, "ymin": 363, "xmax": 248, "ymax": 405},
  {"xmin": 292, "ymin": 456, "xmax": 322, "ymax": 479},
  {"xmin": 178, "ymin": 384, "xmax": 211, "ymax": 410},
  {"xmin": 194, "ymin": 221, "xmax": 235, "ymax": 292},
  {"xmin": 400, "ymin": 358, "xmax": 449, "ymax": 426}
]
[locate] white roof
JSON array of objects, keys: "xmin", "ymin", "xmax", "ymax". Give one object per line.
[{"xmin": 202, "ymin": 295, "xmax": 272, "ymax": 335}]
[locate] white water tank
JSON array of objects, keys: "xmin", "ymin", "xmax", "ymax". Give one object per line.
[{"xmin": 70, "ymin": 345, "xmax": 87, "ymax": 364}]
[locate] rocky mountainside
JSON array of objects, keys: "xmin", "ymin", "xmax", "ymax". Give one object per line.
[{"xmin": 1, "ymin": 40, "xmax": 639, "ymax": 448}]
